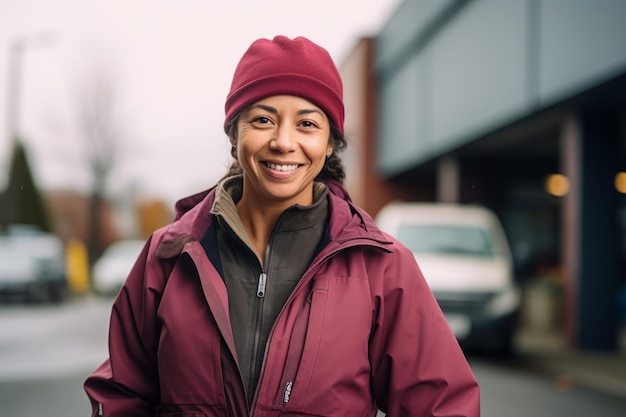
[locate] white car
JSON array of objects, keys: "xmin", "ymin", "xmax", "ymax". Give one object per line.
[
  {"xmin": 92, "ymin": 239, "xmax": 146, "ymax": 296},
  {"xmin": 0, "ymin": 224, "xmax": 67, "ymax": 303},
  {"xmin": 375, "ymin": 202, "xmax": 520, "ymax": 354}
]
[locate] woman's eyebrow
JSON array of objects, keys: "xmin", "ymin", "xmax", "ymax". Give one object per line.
[
  {"xmin": 247, "ymin": 104, "xmax": 324, "ymax": 117},
  {"xmin": 297, "ymin": 109, "xmax": 324, "ymax": 117},
  {"xmin": 248, "ymin": 104, "xmax": 278, "ymax": 114}
]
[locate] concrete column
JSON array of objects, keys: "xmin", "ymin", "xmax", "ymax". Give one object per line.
[
  {"xmin": 578, "ymin": 110, "xmax": 620, "ymax": 350},
  {"xmin": 561, "ymin": 110, "xmax": 620, "ymax": 351},
  {"xmin": 560, "ymin": 114, "xmax": 580, "ymax": 347},
  {"xmin": 437, "ymin": 156, "xmax": 460, "ymax": 203}
]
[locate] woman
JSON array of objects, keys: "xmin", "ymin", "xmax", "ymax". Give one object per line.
[{"xmin": 85, "ymin": 35, "xmax": 479, "ymax": 417}]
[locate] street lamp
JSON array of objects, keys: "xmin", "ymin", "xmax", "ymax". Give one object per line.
[
  {"xmin": 1, "ymin": 30, "xmax": 56, "ymax": 231},
  {"xmin": 5, "ymin": 30, "xmax": 56, "ymax": 148}
]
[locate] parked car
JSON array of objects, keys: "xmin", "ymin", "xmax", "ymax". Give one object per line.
[
  {"xmin": 92, "ymin": 239, "xmax": 145, "ymax": 296},
  {"xmin": 0, "ymin": 224, "xmax": 68, "ymax": 303},
  {"xmin": 375, "ymin": 202, "xmax": 521, "ymax": 354}
]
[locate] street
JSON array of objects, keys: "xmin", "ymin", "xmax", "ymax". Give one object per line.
[
  {"xmin": 473, "ymin": 356, "xmax": 626, "ymax": 417},
  {"xmin": 1, "ymin": 296, "xmax": 625, "ymax": 417},
  {"xmin": 0, "ymin": 295, "xmax": 110, "ymax": 417}
]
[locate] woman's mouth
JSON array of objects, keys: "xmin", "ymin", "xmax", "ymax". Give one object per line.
[{"xmin": 265, "ymin": 162, "xmax": 299, "ymax": 172}]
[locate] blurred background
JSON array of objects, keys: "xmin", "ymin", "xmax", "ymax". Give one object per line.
[{"xmin": 1, "ymin": 1, "xmax": 626, "ymax": 416}]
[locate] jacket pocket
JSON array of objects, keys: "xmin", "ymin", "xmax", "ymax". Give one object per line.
[
  {"xmin": 276, "ymin": 276, "xmax": 329, "ymax": 409},
  {"xmin": 275, "ymin": 291, "xmax": 312, "ymax": 405}
]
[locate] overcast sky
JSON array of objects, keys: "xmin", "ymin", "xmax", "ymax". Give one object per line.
[{"xmin": 0, "ymin": 0, "xmax": 401, "ymax": 207}]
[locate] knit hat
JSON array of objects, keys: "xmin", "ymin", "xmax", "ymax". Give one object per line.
[{"xmin": 224, "ymin": 35, "xmax": 344, "ymax": 134}]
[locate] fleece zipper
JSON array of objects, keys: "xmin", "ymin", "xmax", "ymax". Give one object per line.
[
  {"xmin": 247, "ymin": 271, "xmax": 266, "ymax": 398},
  {"xmin": 248, "ymin": 238, "xmax": 273, "ymax": 406}
]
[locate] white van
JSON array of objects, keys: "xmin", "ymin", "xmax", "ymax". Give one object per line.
[{"xmin": 375, "ymin": 202, "xmax": 520, "ymax": 354}]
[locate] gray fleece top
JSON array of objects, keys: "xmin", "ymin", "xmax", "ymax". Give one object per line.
[{"xmin": 210, "ymin": 176, "xmax": 329, "ymax": 406}]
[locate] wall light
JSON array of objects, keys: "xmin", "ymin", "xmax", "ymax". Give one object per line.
[
  {"xmin": 615, "ymin": 172, "xmax": 626, "ymax": 194},
  {"xmin": 545, "ymin": 174, "xmax": 570, "ymax": 197}
]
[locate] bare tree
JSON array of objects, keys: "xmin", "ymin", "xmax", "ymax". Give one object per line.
[{"xmin": 74, "ymin": 59, "xmax": 126, "ymax": 266}]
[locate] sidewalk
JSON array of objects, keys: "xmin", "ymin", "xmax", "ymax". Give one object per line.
[{"xmin": 515, "ymin": 327, "xmax": 626, "ymax": 399}]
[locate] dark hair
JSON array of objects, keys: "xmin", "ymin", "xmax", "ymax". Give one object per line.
[{"xmin": 221, "ymin": 114, "xmax": 347, "ymax": 183}]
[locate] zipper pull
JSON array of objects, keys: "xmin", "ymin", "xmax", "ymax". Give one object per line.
[
  {"xmin": 257, "ymin": 272, "xmax": 267, "ymax": 298},
  {"xmin": 283, "ymin": 381, "xmax": 293, "ymax": 403}
]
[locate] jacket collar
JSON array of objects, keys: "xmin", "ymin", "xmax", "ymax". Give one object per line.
[
  {"xmin": 324, "ymin": 181, "xmax": 389, "ymax": 245},
  {"xmin": 157, "ymin": 178, "xmax": 390, "ymax": 259}
]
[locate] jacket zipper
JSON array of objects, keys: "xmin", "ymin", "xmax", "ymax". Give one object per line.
[
  {"xmin": 274, "ymin": 245, "xmax": 351, "ymax": 406},
  {"xmin": 250, "ymin": 239, "xmax": 391, "ymax": 413}
]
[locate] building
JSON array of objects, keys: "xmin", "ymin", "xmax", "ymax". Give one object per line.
[{"xmin": 341, "ymin": 0, "xmax": 626, "ymax": 351}]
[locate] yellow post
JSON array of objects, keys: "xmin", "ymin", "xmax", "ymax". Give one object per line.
[{"xmin": 65, "ymin": 238, "xmax": 90, "ymax": 294}]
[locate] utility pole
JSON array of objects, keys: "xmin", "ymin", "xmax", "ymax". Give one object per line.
[
  {"xmin": 2, "ymin": 38, "xmax": 24, "ymax": 232},
  {"xmin": 1, "ymin": 31, "xmax": 55, "ymax": 232},
  {"xmin": 5, "ymin": 38, "xmax": 23, "ymax": 154}
]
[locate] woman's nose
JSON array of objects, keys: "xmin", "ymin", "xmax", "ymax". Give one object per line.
[{"xmin": 269, "ymin": 124, "xmax": 297, "ymax": 152}]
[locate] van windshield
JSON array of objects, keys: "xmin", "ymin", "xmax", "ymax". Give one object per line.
[{"xmin": 397, "ymin": 224, "xmax": 495, "ymax": 257}]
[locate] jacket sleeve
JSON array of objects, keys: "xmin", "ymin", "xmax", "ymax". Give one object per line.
[
  {"xmin": 84, "ymin": 233, "xmax": 167, "ymax": 417},
  {"xmin": 368, "ymin": 240, "xmax": 480, "ymax": 417}
]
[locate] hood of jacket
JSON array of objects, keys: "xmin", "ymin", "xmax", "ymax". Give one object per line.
[{"xmin": 157, "ymin": 179, "xmax": 390, "ymax": 259}]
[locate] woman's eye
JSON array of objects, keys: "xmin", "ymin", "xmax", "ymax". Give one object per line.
[
  {"xmin": 253, "ymin": 116, "xmax": 272, "ymax": 125},
  {"xmin": 300, "ymin": 120, "xmax": 317, "ymax": 128}
]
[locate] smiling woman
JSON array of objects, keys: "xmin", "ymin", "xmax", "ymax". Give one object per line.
[{"xmin": 84, "ymin": 35, "xmax": 479, "ymax": 417}]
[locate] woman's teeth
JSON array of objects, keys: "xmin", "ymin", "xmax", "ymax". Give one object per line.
[{"xmin": 266, "ymin": 162, "xmax": 298, "ymax": 172}]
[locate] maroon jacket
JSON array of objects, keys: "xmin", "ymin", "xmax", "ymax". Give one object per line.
[{"xmin": 84, "ymin": 182, "xmax": 479, "ymax": 417}]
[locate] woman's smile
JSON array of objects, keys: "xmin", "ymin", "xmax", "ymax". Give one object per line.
[{"xmin": 264, "ymin": 161, "xmax": 301, "ymax": 173}]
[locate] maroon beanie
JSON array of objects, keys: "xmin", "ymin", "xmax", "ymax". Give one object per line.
[{"xmin": 224, "ymin": 35, "xmax": 344, "ymax": 134}]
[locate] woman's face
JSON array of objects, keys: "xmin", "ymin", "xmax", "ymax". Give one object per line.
[{"xmin": 236, "ymin": 95, "xmax": 333, "ymax": 208}]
